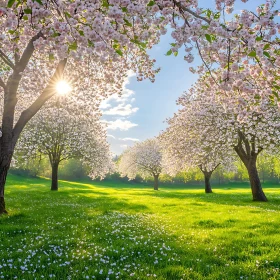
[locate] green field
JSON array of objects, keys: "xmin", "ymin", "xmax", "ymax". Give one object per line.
[{"xmin": 1, "ymin": 175, "xmax": 280, "ymax": 279}]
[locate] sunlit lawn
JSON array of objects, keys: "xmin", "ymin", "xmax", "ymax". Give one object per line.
[{"xmin": 1, "ymin": 175, "xmax": 280, "ymax": 279}]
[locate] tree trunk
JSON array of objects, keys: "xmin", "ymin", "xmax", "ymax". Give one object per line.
[
  {"xmin": 0, "ymin": 154, "xmax": 13, "ymax": 214},
  {"xmin": 51, "ymin": 161, "xmax": 59, "ymax": 191},
  {"xmin": 203, "ymin": 171, "xmax": 213, "ymax": 193},
  {"xmin": 234, "ymin": 133, "xmax": 267, "ymax": 201},
  {"xmin": 153, "ymin": 174, "xmax": 159, "ymax": 191},
  {"xmin": 246, "ymin": 159, "xmax": 267, "ymax": 201}
]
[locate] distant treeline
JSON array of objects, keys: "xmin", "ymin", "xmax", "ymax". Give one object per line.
[{"xmin": 10, "ymin": 153, "xmax": 280, "ymax": 185}]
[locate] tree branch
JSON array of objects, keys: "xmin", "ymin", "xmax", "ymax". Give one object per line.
[
  {"xmin": 195, "ymin": 41, "xmax": 218, "ymax": 85},
  {"xmin": 0, "ymin": 50, "xmax": 15, "ymax": 69},
  {"xmin": 0, "ymin": 77, "xmax": 6, "ymax": 90},
  {"xmin": 12, "ymin": 58, "xmax": 67, "ymax": 145},
  {"xmin": 174, "ymin": 1, "xmax": 211, "ymax": 24},
  {"xmin": 5, "ymin": 32, "xmax": 44, "ymax": 100},
  {"xmin": 16, "ymin": 31, "xmax": 43, "ymax": 74}
]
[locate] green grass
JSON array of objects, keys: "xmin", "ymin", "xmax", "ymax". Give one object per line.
[{"xmin": 1, "ymin": 175, "xmax": 280, "ymax": 279}]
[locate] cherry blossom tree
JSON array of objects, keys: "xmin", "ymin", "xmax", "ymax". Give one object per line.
[
  {"xmin": 175, "ymin": 67, "xmax": 280, "ymax": 201},
  {"xmin": 15, "ymin": 96, "xmax": 113, "ymax": 191},
  {"xmin": 118, "ymin": 138, "xmax": 162, "ymax": 190},
  {"xmin": 160, "ymin": 108, "xmax": 234, "ymax": 193}
]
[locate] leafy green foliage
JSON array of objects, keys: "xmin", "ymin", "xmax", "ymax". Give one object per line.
[
  {"xmin": 248, "ymin": 50, "xmax": 256, "ymax": 57},
  {"xmin": 7, "ymin": 0, "xmax": 16, "ymax": 8},
  {"xmin": 68, "ymin": 41, "xmax": 77, "ymax": 51},
  {"xmin": 205, "ymin": 34, "xmax": 212, "ymax": 43},
  {"xmin": 147, "ymin": 1, "xmax": 155, "ymax": 6}
]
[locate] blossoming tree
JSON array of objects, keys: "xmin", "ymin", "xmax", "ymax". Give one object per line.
[
  {"xmin": 16, "ymin": 96, "xmax": 113, "ymax": 191},
  {"xmin": 175, "ymin": 66, "xmax": 280, "ymax": 201},
  {"xmin": 160, "ymin": 108, "xmax": 234, "ymax": 193},
  {"xmin": 118, "ymin": 138, "xmax": 162, "ymax": 190}
]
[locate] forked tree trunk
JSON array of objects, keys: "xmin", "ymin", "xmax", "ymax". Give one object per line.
[
  {"xmin": 51, "ymin": 161, "xmax": 59, "ymax": 191},
  {"xmin": 199, "ymin": 165, "xmax": 219, "ymax": 194},
  {"xmin": 246, "ymin": 159, "xmax": 267, "ymax": 201},
  {"xmin": 235, "ymin": 142, "xmax": 267, "ymax": 202},
  {"xmin": 202, "ymin": 170, "xmax": 213, "ymax": 193},
  {"xmin": 153, "ymin": 174, "xmax": 159, "ymax": 191}
]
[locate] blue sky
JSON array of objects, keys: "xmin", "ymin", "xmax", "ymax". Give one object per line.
[{"xmin": 101, "ymin": 0, "xmax": 269, "ymax": 155}]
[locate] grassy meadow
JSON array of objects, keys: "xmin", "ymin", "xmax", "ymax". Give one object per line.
[{"xmin": 1, "ymin": 175, "xmax": 280, "ymax": 279}]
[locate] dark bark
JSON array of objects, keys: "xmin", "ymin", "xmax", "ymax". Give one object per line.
[
  {"xmin": 51, "ymin": 161, "xmax": 59, "ymax": 191},
  {"xmin": 234, "ymin": 138, "xmax": 267, "ymax": 201},
  {"xmin": 246, "ymin": 159, "xmax": 267, "ymax": 201},
  {"xmin": 202, "ymin": 170, "xmax": 213, "ymax": 193},
  {"xmin": 199, "ymin": 164, "xmax": 220, "ymax": 194},
  {"xmin": 0, "ymin": 197, "xmax": 7, "ymax": 214},
  {"xmin": 153, "ymin": 174, "xmax": 159, "ymax": 190},
  {"xmin": 0, "ymin": 153, "xmax": 12, "ymax": 214}
]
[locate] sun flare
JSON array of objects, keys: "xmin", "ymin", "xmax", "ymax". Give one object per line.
[{"xmin": 56, "ymin": 80, "xmax": 72, "ymax": 95}]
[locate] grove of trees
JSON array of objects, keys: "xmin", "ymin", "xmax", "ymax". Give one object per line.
[{"xmin": 0, "ymin": 0, "xmax": 279, "ymax": 213}]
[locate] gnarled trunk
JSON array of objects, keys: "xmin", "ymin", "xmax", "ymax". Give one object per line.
[
  {"xmin": 234, "ymin": 139, "xmax": 267, "ymax": 202},
  {"xmin": 51, "ymin": 161, "xmax": 59, "ymax": 191},
  {"xmin": 246, "ymin": 158, "xmax": 267, "ymax": 201},
  {"xmin": 202, "ymin": 170, "xmax": 213, "ymax": 193},
  {"xmin": 153, "ymin": 174, "xmax": 159, "ymax": 191}
]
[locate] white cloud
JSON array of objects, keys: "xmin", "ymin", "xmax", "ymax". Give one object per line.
[
  {"xmin": 100, "ymin": 71, "xmax": 137, "ymax": 112},
  {"xmin": 100, "ymin": 102, "xmax": 111, "ymax": 109},
  {"xmin": 102, "ymin": 72, "xmax": 138, "ymax": 135},
  {"xmin": 120, "ymin": 137, "xmax": 140, "ymax": 142},
  {"xmin": 107, "ymin": 134, "xmax": 116, "ymax": 139},
  {"xmin": 105, "ymin": 119, "xmax": 138, "ymax": 131},
  {"xmin": 103, "ymin": 103, "xmax": 138, "ymax": 116},
  {"xmin": 101, "ymin": 88, "xmax": 135, "ymax": 105}
]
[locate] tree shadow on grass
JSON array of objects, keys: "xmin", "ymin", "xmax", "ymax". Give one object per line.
[
  {"xmin": 129, "ymin": 188, "xmax": 280, "ymax": 211},
  {"xmin": 3, "ymin": 192, "xmax": 150, "ymax": 222},
  {"xmin": 8, "ymin": 178, "xmax": 280, "ymax": 213}
]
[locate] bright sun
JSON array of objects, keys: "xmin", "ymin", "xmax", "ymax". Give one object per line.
[{"xmin": 56, "ymin": 80, "xmax": 72, "ymax": 95}]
